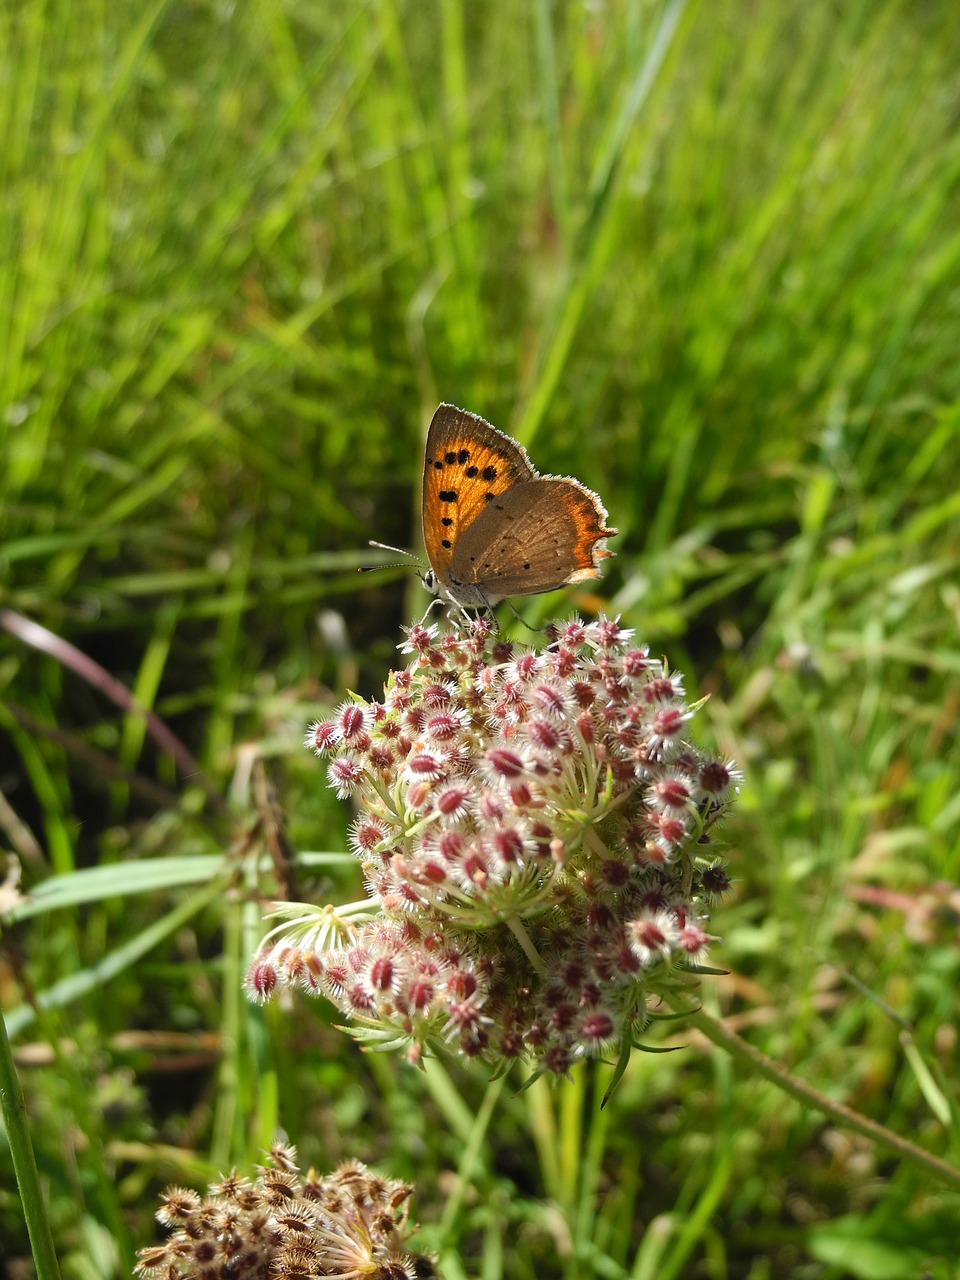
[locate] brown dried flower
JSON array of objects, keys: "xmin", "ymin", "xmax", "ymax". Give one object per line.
[{"xmin": 135, "ymin": 1145, "xmax": 435, "ymax": 1279}]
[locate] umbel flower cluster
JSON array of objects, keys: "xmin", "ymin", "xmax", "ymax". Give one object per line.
[
  {"xmin": 134, "ymin": 1144, "xmax": 435, "ymax": 1279},
  {"xmin": 247, "ymin": 617, "xmax": 738, "ymax": 1076}
]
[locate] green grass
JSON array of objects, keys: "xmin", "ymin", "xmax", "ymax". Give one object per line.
[{"xmin": 2, "ymin": 0, "xmax": 960, "ymax": 1275}]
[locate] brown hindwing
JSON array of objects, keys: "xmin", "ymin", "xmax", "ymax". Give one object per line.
[{"xmin": 449, "ymin": 477, "xmax": 616, "ymax": 598}]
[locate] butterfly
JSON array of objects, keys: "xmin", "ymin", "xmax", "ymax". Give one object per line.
[{"xmin": 419, "ymin": 403, "xmax": 617, "ymax": 612}]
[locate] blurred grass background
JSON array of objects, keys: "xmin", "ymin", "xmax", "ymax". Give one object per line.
[{"xmin": 2, "ymin": 0, "xmax": 960, "ymax": 1276}]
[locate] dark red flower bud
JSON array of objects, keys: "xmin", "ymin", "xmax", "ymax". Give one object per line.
[
  {"xmin": 700, "ymin": 759, "xmax": 734, "ymax": 793},
  {"xmin": 308, "ymin": 720, "xmax": 339, "ymax": 752},
  {"xmin": 370, "ymin": 957, "xmax": 395, "ymax": 990},
  {"xmin": 486, "ymin": 747, "xmax": 526, "ymax": 778},
  {"xmin": 339, "ymin": 704, "xmax": 367, "ymax": 740},
  {"xmin": 246, "ymin": 960, "xmax": 278, "ymax": 1002}
]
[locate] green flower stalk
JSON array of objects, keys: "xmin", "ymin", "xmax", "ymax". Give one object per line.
[
  {"xmin": 247, "ymin": 617, "xmax": 739, "ymax": 1076},
  {"xmin": 135, "ymin": 1145, "xmax": 435, "ymax": 1279}
]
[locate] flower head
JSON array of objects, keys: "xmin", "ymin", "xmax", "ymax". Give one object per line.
[
  {"xmin": 251, "ymin": 618, "xmax": 739, "ymax": 1075},
  {"xmin": 135, "ymin": 1146, "xmax": 435, "ymax": 1279}
]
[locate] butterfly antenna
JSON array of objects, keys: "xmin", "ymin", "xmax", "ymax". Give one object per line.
[
  {"xmin": 359, "ymin": 541, "xmax": 426, "ymax": 575},
  {"xmin": 368, "ymin": 540, "xmax": 419, "ymax": 559}
]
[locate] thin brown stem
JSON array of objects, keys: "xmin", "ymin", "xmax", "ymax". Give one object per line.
[
  {"xmin": 2, "ymin": 701, "xmax": 184, "ymax": 813},
  {"xmin": 0, "ymin": 607, "xmax": 222, "ymax": 811},
  {"xmin": 665, "ymin": 993, "xmax": 960, "ymax": 1190}
]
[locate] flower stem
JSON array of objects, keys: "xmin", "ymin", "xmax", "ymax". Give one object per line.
[
  {"xmin": 0, "ymin": 1011, "xmax": 63, "ymax": 1280},
  {"xmin": 666, "ymin": 994, "xmax": 960, "ymax": 1190},
  {"xmin": 432, "ymin": 1066, "xmax": 506, "ymax": 1242},
  {"xmin": 506, "ymin": 915, "xmax": 546, "ymax": 975}
]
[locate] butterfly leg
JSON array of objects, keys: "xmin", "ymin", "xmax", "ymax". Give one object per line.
[
  {"xmin": 459, "ymin": 592, "xmax": 500, "ymax": 634},
  {"xmin": 502, "ymin": 598, "xmax": 542, "ymax": 635},
  {"xmin": 476, "ymin": 586, "xmax": 508, "ymax": 634},
  {"xmin": 418, "ymin": 596, "xmax": 446, "ymax": 626},
  {"xmin": 436, "ymin": 594, "xmax": 498, "ymax": 633}
]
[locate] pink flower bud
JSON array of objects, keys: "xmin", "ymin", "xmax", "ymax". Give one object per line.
[
  {"xmin": 486, "ymin": 747, "xmax": 526, "ymax": 778},
  {"xmin": 307, "ymin": 720, "xmax": 339, "ymax": 753},
  {"xmin": 246, "ymin": 959, "xmax": 278, "ymax": 1002}
]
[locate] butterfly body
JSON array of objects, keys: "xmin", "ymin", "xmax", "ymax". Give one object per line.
[{"xmin": 421, "ymin": 404, "xmax": 617, "ymax": 611}]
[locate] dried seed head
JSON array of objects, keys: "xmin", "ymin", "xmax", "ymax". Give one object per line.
[{"xmin": 136, "ymin": 1151, "xmax": 433, "ymax": 1279}]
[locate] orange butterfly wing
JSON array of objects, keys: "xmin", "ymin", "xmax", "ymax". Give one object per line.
[{"xmin": 421, "ymin": 404, "xmax": 536, "ymax": 589}]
